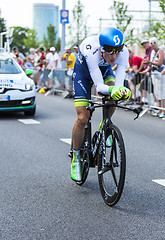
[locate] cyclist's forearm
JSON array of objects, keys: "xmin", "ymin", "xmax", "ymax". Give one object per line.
[
  {"xmin": 115, "ymin": 66, "xmax": 126, "ymax": 87},
  {"xmin": 96, "ymin": 84, "xmax": 110, "ymax": 95}
]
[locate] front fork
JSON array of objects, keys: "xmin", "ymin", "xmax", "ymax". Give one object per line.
[{"xmin": 99, "ymin": 128, "xmax": 106, "ymax": 164}]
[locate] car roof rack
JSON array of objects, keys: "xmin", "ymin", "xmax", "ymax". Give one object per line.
[{"xmin": 0, "ymin": 48, "xmax": 6, "ymax": 53}]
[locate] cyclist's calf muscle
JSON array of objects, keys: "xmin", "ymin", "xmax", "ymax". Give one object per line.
[{"xmin": 72, "ymin": 106, "xmax": 90, "ymax": 150}]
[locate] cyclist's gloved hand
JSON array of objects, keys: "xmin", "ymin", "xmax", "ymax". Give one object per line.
[
  {"xmin": 119, "ymin": 86, "xmax": 131, "ymax": 100},
  {"xmin": 108, "ymin": 86, "xmax": 122, "ymax": 100}
]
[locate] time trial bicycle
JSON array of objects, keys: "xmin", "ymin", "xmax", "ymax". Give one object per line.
[{"xmin": 69, "ymin": 95, "xmax": 141, "ymax": 206}]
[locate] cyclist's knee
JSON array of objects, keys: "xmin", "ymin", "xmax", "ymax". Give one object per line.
[{"xmin": 76, "ymin": 112, "xmax": 89, "ymax": 126}]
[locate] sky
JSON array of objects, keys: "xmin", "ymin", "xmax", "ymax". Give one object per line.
[{"xmin": 0, "ymin": 0, "xmax": 162, "ymax": 36}]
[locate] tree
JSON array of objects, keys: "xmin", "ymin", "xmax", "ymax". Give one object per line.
[
  {"xmin": 42, "ymin": 24, "xmax": 58, "ymax": 50},
  {"xmin": 10, "ymin": 26, "xmax": 29, "ymax": 54},
  {"xmin": 139, "ymin": 0, "xmax": 165, "ymax": 45},
  {"xmin": 159, "ymin": 0, "xmax": 165, "ymax": 13},
  {"xmin": 0, "ymin": 17, "xmax": 6, "ymax": 33},
  {"xmin": 23, "ymin": 29, "xmax": 38, "ymax": 50},
  {"xmin": 55, "ymin": 38, "xmax": 61, "ymax": 52},
  {"xmin": 0, "ymin": 17, "xmax": 7, "ymax": 47},
  {"xmin": 109, "ymin": 1, "xmax": 132, "ymax": 33},
  {"xmin": 109, "ymin": 1, "xmax": 135, "ymax": 46},
  {"xmin": 68, "ymin": 0, "xmax": 89, "ymax": 46}
]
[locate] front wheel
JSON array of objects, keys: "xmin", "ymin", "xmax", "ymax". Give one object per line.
[{"xmin": 97, "ymin": 124, "xmax": 126, "ymax": 206}]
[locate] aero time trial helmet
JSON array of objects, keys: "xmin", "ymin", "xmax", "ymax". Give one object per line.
[{"xmin": 99, "ymin": 27, "xmax": 124, "ymax": 54}]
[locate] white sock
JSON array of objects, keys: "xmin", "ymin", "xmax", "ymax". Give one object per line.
[{"xmin": 73, "ymin": 150, "xmax": 80, "ymax": 161}]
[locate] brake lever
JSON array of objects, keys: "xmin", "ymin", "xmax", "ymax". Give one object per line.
[{"xmin": 133, "ymin": 107, "xmax": 143, "ymax": 120}]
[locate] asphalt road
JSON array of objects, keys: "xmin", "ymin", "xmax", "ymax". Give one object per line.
[{"xmin": 0, "ymin": 93, "xmax": 165, "ymax": 240}]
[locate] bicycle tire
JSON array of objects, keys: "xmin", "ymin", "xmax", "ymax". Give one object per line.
[{"xmin": 97, "ymin": 124, "xmax": 126, "ymax": 206}]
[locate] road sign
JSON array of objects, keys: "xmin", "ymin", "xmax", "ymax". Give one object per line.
[{"xmin": 60, "ymin": 10, "xmax": 69, "ymax": 24}]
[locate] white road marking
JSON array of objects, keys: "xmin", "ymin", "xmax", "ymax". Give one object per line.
[
  {"xmin": 18, "ymin": 119, "xmax": 40, "ymax": 124},
  {"xmin": 152, "ymin": 179, "xmax": 165, "ymax": 187},
  {"xmin": 60, "ymin": 138, "xmax": 71, "ymax": 145}
]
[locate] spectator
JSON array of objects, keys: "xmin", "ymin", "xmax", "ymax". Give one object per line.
[
  {"xmin": 11, "ymin": 46, "xmax": 24, "ymax": 66},
  {"xmin": 73, "ymin": 44, "xmax": 79, "ymax": 57},
  {"xmin": 127, "ymin": 50, "xmax": 143, "ymax": 102},
  {"xmin": 11, "ymin": 46, "xmax": 25, "ymax": 60},
  {"xmin": 33, "ymin": 49, "xmax": 41, "ymax": 88},
  {"xmin": 37, "ymin": 47, "xmax": 46, "ymax": 89},
  {"xmin": 23, "ymin": 57, "xmax": 34, "ymax": 70},
  {"xmin": 28, "ymin": 48, "xmax": 37, "ymax": 65},
  {"xmin": 61, "ymin": 45, "xmax": 75, "ymax": 92},
  {"xmin": 52, "ymin": 49, "xmax": 64, "ymax": 90},
  {"xmin": 160, "ymin": 69, "xmax": 165, "ymax": 117},
  {"xmin": 38, "ymin": 47, "xmax": 46, "ymax": 71},
  {"xmin": 124, "ymin": 62, "xmax": 134, "ymax": 89},
  {"xmin": 144, "ymin": 37, "xmax": 165, "ymax": 118},
  {"xmin": 45, "ymin": 47, "xmax": 55, "ymax": 90},
  {"xmin": 135, "ymin": 39, "xmax": 153, "ymax": 104}
]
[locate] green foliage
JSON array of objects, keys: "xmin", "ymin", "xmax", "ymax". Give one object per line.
[
  {"xmin": 140, "ymin": 19, "xmax": 165, "ymax": 46},
  {"xmin": 55, "ymin": 38, "xmax": 61, "ymax": 52},
  {"xmin": 159, "ymin": 0, "xmax": 165, "ymax": 13},
  {"xmin": 109, "ymin": 1, "xmax": 133, "ymax": 33},
  {"xmin": 23, "ymin": 29, "xmax": 38, "ymax": 50},
  {"xmin": 10, "ymin": 26, "xmax": 29, "ymax": 54},
  {"xmin": 0, "ymin": 17, "xmax": 6, "ymax": 33},
  {"xmin": 0, "ymin": 17, "xmax": 7, "ymax": 46},
  {"xmin": 42, "ymin": 24, "xmax": 60, "ymax": 51}
]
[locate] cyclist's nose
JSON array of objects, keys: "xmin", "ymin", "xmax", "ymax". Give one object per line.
[{"xmin": 111, "ymin": 53, "xmax": 117, "ymax": 58}]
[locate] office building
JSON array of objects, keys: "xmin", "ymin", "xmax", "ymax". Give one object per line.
[{"xmin": 33, "ymin": 3, "xmax": 59, "ymax": 42}]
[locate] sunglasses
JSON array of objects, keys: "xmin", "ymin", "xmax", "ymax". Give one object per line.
[
  {"xmin": 150, "ymin": 42, "xmax": 157, "ymax": 45},
  {"xmin": 103, "ymin": 44, "xmax": 124, "ymax": 54}
]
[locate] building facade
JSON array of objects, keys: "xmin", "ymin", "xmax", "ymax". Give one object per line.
[{"xmin": 33, "ymin": 3, "xmax": 59, "ymax": 43}]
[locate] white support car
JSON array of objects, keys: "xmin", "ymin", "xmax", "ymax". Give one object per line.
[{"xmin": 0, "ymin": 51, "xmax": 36, "ymax": 116}]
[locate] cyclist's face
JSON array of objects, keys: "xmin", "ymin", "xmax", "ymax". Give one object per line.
[{"xmin": 103, "ymin": 52, "xmax": 119, "ymax": 65}]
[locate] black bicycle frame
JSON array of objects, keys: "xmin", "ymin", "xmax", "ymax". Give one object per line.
[
  {"xmin": 84, "ymin": 97, "xmax": 141, "ymax": 167},
  {"xmin": 86, "ymin": 99, "xmax": 114, "ymax": 167}
]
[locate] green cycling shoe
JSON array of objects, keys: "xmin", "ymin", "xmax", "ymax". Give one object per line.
[{"xmin": 70, "ymin": 151, "xmax": 82, "ymax": 182}]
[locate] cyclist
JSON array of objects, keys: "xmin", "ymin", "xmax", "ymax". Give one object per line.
[{"xmin": 71, "ymin": 27, "xmax": 131, "ymax": 182}]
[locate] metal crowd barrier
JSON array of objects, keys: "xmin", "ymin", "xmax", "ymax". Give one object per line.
[
  {"xmin": 127, "ymin": 71, "xmax": 165, "ymax": 115},
  {"xmin": 37, "ymin": 68, "xmax": 165, "ymax": 116},
  {"xmin": 38, "ymin": 68, "xmax": 74, "ymax": 98}
]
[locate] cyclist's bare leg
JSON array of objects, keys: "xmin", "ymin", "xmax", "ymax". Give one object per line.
[
  {"xmin": 72, "ymin": 81, "xmax": 116, "ymax": 150},
  {"xmin": 72, "ymin": 106, "xmax": 90, "ymax": 150}
]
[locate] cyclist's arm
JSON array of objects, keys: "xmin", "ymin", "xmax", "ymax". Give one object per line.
[
  {"xmin": 84, "ymin": 53, "xmax": 110, "ymax": 95},
  {"xmin": 114, "ymin": 46, "xmax": 129, "ymax": 87}
]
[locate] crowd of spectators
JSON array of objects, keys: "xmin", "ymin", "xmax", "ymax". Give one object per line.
[
  {"xmin": 10, "ymin": 45, "xmax": 78, "ymax": 93},
  {"xmin": 125, "ymin": 38, "xmax": 165, "ymax": 119},
  {"xmin": 10, "ymin": 38, "xmax": 165, "ymax": 118}
]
